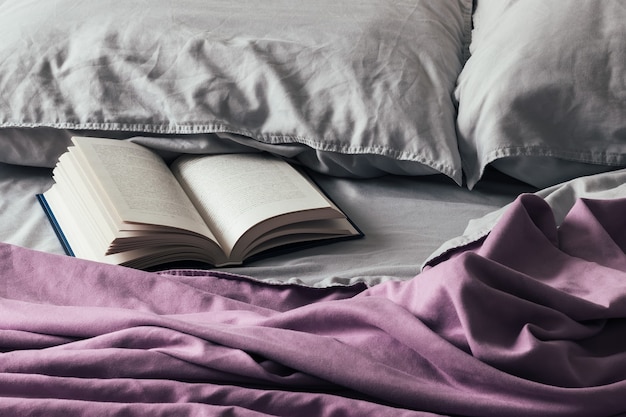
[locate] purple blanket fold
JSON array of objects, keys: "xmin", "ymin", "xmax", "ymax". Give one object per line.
[{"xmin": 3, "ymin": 194, "xmax": 626, "ymax": 416}]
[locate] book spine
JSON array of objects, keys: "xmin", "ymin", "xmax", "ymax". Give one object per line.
[{"xmin": 36, "ymin": 194, "xmax": 76, "ymax": 257}]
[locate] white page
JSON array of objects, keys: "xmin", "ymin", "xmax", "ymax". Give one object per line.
[
  {"xmin": 71, "ymin": 137, "xmax": 215, "ymax": 241},
  {"xmin": 171, "ymin": 153, "xmax": 334, "ymax": 255}
]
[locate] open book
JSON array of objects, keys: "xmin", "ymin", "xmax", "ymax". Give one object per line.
[{"xmin": 38, "ymin": 137, "xmax": 362, "ymax": 270}]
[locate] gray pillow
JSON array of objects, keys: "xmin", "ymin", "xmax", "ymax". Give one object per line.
[
  {"xmin": 456, "ymin": 0, "xmax": 626, "ymax": 188},
  {"xmin": 0, "ymin": 0, "xmax": 473, "ymax": 183}
]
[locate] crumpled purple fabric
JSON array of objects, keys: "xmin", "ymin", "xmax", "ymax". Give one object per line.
[{"xmin": 2, "ymin": 194, "xmax": 626, "ymax": 416}]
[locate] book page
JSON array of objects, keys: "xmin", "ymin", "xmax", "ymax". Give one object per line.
[
  {"xmin": 50, "ymin": 153, "xmax": 118, "ymax": 254},
  {"xmin": 171, "ymin": 153, "xmax": 335, "ymax": 254},
  {"xmin": 70, "ymin": 137, "xmax": 215, "ymax": 240}
]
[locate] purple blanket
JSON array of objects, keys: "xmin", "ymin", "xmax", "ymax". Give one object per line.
[{"xmin": 3, "ymin": 194, "xmax": 626, "ymax": 416}]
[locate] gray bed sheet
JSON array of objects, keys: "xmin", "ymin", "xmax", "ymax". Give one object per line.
[{"xmin": 0, "ymin": 162, "xmax": 535, "ymax": 287}]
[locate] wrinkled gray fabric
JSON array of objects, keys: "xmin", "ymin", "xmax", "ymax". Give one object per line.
[
  {"xmin": 456, "ymin": 0, "xmax": 626, "ymax": 188},
  {"xmin": 0, "ymin": 0, "xmax": 472, "ymax": 182},
  {"xmin": 0, "ymin": 160, "xmax": 531, "ymax": 287},
  {"xmin": 426, "ymin": 168, "xmax": 626, "ymax": 268}
]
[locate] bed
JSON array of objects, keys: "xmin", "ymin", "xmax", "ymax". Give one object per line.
[{"xmin": 2, "ymin": 0, "xmax": 626, "ymax": 415}]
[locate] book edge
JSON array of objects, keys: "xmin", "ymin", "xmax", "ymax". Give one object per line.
[{"xmin": 36, "ymin": 193, "xmax": 76, "ymax": 257}]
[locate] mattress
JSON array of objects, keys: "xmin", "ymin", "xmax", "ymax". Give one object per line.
[
  {"xmin": 4, "ymin": 162, "xmax": 626, "ymax": 417},
  {"xmin": 0, "ymin": 160, "xmax": 535, "ymax": 286}
]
